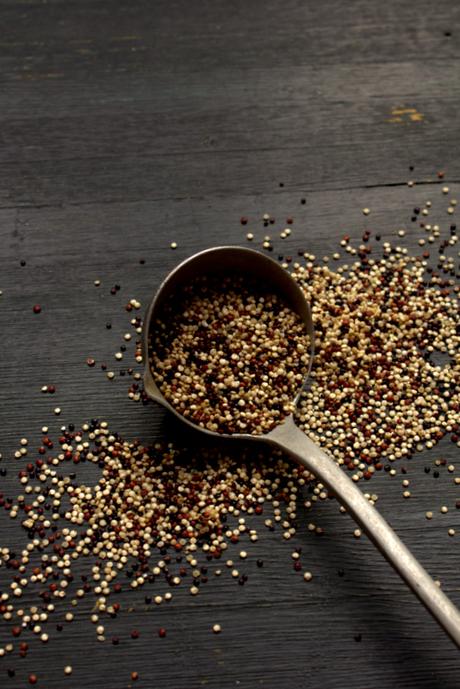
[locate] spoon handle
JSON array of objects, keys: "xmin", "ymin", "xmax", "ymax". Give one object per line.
[{"xmin": 268, "ymin": 415, "xmax": 460, "ymax": 648}]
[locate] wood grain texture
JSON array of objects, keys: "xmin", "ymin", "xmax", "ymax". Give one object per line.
[{"xmin": 0, "ymin": 0, "xmax": 459, "ymax": 687}]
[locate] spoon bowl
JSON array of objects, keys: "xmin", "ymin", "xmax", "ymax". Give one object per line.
[{"xmin": 143, "ymin": 245, "xmax": 315, "ymax": 437}]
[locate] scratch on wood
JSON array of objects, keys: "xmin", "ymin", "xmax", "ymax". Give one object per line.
[
  {"xmin": 15, "ymin": 72, "xmax": 65, "ymax": 80},
  {"xmin": 113, "ymin": 35, "xmax": 142, "ymax": 41},
  {"xmin": 388, "ymin": 106, "xmax": 424, "ymax": 123}
]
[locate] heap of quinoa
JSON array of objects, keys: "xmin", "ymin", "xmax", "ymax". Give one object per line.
[
  {"xmin": 294, "ymin": 246, "xmax": 459, "ymax": 479},
  {"xmin": 151, "ymin": 274, "xmax": 310, "ymax": 435}
]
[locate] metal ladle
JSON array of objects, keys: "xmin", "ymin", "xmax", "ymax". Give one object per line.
[{"xmin": 143, "ymin": 245, "xmax": 460, "ymax": 648}]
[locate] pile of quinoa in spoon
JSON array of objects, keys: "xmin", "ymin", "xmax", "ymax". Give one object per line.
[{"xmin": 151, "ymin": 274, "xmax": 311, "ymax": 435}]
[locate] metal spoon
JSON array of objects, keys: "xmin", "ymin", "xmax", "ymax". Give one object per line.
[{"xmin": 143, "ymin": 245, "xmax": 460, "ymax": 648}]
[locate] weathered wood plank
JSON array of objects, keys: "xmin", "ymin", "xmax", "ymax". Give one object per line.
[{"xmin": 0, "ymin": 0, "xmax": 459, "ymax": 687}]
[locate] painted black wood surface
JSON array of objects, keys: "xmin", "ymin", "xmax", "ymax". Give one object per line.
[{"xmin": 0, "ymin": 1, "xmax": 459, "ymax": 687}]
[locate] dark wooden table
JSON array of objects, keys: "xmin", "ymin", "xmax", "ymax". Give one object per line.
[{"xmin": 1, "ymin": 1, "xmax": 459, "ymax": 687}]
